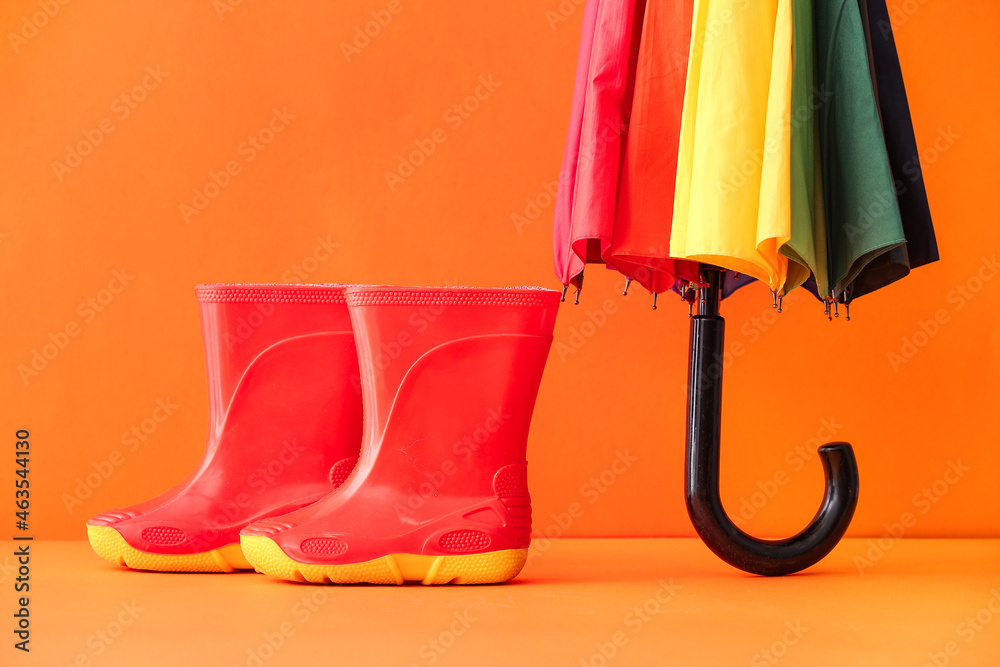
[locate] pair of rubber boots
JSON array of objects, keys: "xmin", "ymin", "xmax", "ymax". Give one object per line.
[{"xmin": 88, "ymin": 284, "xmax": 559, "ymax": 584}]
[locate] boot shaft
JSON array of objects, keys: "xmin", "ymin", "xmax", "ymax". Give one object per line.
[
  {"xmin": 195, "ymin": 284, "xmax": 354, "ymax": 438},
  {"xmin": 344, "ymin": 286, "xmax": 559, "ymax": 449},
  {"xmin": 342, "ymin": 286, "xmax": 559, "ymax": 529}
]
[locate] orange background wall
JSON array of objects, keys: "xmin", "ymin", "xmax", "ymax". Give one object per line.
[{"xmin": 2, "ymin": 0, "xmax": 997, "ymax": 541}]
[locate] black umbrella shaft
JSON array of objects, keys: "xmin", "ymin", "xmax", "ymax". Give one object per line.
[
  {"xmin": 684, "ymin": 267, "xmax": 859, "ymax": 575},
  {"xmin": 686, "ymin": 272, "xmax": 727, "ymax": 549}
]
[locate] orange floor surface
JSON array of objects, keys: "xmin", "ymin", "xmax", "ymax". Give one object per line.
[{"xmin": 4, "ymin": 538, "xmax": 999, "ymax": 666}]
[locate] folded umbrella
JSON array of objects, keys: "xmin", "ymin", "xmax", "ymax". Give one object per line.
[{"xmin": 549, "ymin": 0, "xmax": 937, "ymax": 574}]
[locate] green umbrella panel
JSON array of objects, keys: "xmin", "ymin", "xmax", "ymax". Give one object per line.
[{"xmin": 814, "ymin": 0, "xmax": 906, "ymax": 300}]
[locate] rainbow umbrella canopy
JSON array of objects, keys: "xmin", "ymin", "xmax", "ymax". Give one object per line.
[
  {"xmin": 554, "ymin": 0, "xmax": 937, "ymax": 315},
  {"xmin": 552, "ymin": 0, "xmax": 938, "ymax": 575}
]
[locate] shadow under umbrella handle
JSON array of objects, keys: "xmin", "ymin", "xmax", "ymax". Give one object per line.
[{"xmin": 684, "ymin": 269, "xmax": 860, "ymax": 576}]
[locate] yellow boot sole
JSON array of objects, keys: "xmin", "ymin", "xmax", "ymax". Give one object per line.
[
  {"xmin": 87, "ymin": 525, "xmax": 251, "ymax": 572},
  {"xmin": 240, "ymin": 535, "xmax": 527, "ymax": 585}
]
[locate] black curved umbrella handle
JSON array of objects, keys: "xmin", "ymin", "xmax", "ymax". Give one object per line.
[{"xmin": 684, "ymin": 269, "xmax": 860, "ymax": 576}]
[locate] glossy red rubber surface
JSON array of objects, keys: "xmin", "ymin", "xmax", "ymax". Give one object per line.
[
  {"xmin": 242, "ymin": 286, "xmax": 559, "ymax": 567},
  {"xmin": 88, "ymin": 284, "xmax": 363, "ymax": 555}
]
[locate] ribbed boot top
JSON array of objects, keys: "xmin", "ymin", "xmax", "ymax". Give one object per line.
[
  {"xmin": 344, "ymin": 286, "xmax": 559, "ymax": 307},
  {"xmin": 195, "ymin": 284, "xmax": 348, "ymax": 304}
]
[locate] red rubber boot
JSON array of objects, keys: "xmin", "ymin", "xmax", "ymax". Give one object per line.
[
  {"xmin": 240, "ymin": 286, "xmax": 559, "ymax": 584},
  {"xmin": 87, "ymin": 284, "xmax": 363, "ymax": 572}
]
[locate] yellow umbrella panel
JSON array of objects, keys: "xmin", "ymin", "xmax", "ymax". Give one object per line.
[{"xmin": 671, "ymin": 0, "xmax": 810, "ymax": 295}]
